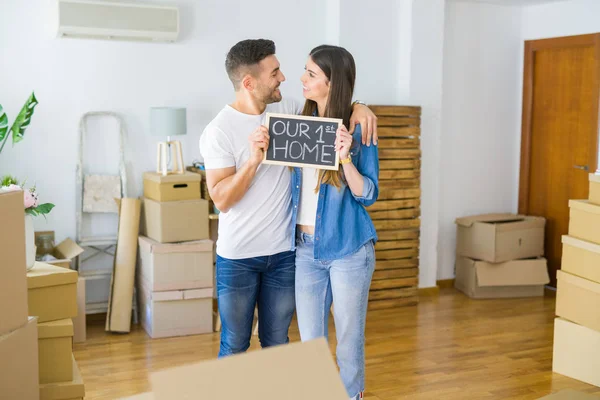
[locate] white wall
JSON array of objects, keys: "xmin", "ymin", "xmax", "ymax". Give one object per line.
[
  {"xmin": 410, "ymin": 0, "xmax": 446, "ymax": 288},
  {"xmin": 438, "ymin": 1, "xmax": 522, "ymax": 280},
  {"xmin": 339, "ymin": 0, "xmax": 445, "ymax": 288},
  {"xmin": 340, "ymin": 0, "xmax": 411, "ymax": 103},
  {"xmin": 522, "ymin": 0, "xmax": 600, "ymax": 40},
  {"xmin": 0, "ymin": 0, "xmax": 327, "ymax": 242}
]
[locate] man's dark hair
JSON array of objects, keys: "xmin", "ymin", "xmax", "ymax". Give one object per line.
[{"xmin": 225, "ymin": 39, "xmax": 276, "ymax": 90}]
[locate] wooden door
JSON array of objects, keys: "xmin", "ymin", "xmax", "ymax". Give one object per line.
[{"xmin": 519, "ymin": 33, "xmax": 600, "ymax": 287}]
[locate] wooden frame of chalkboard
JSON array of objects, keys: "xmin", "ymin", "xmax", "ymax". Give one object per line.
[{"xmin": 262, "ymin": 113, "xmax": 343, "ymax": 170}]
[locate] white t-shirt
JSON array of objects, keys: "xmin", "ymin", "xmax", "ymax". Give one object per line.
[
  {"xmin": 297, "ymin": 167, "xmax": 319, "ymax": 226},
  {"xmin": 199, "ymin": 98, "xmax": 302, "ymax": 259}
]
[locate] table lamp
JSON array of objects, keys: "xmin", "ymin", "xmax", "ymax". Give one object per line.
[{"xmin": 151, "ymin": 107, "xmax": 187, "ymax": 176}]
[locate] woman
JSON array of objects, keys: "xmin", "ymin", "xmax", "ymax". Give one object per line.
[{"xmin": 291, "ymin": 45, "xmax": 379, "ymax": 400}]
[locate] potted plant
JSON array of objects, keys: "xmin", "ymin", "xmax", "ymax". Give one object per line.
[
  {"xmin": 1, "ymin": 176, "xmax": 54, "ymax": 270},
  {"xmin": 0, "ymin": 92, "xmax": 38, "ymax": 155},
  {"xmin": 1, "ymin": 93, "xmax": 50, "ymax": 271}
]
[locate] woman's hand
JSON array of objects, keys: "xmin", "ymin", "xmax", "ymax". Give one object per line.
[{"xmin": 335, "ymin": 125, "xmax": 353, "ymax": 161}]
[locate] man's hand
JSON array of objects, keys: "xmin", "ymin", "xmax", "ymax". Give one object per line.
[
  {"xmin": 249, "ymin": 126, "xmax": 270, "ymax": 167},
  {"xmin": 349, "ymin": 104, "xmax": 378, "ymax": 146}
]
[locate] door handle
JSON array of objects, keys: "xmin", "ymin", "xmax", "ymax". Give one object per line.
[{"xmin": 574, "ymin": 165, "xmax": 589, "ymax": 171}]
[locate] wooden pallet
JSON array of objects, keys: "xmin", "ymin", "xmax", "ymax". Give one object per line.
[{"xmin": 367, "ymin": 105, "xmax": 421, "ymax": 310}]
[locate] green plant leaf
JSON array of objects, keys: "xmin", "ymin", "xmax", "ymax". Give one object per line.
[
  {"xmin": 25, "ymin": 208, "xmax": 38, "ymax": 216},
  {"xmin": 35, "ymin": 203, "xmax": 54, "ymax": 215},
  {"xmin": 0, "ymin": 104, "xmax": 8, "ymax": 142},
  {"xmin": 11, "ymin": 92, "xmax": 38, "ymax": 144},
  {"xmin": 0, "ymin": 175, "xmax": 18, "ymax": 186}
]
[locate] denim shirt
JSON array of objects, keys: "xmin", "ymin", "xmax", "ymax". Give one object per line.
[{"xmin": 290, "ymin": 124, "xmax": 379, "ymax": 261}]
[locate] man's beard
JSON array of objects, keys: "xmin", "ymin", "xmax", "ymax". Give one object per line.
[{"xmin": 258, "ymin": 84, "xmax": 282, "ymax": 104}]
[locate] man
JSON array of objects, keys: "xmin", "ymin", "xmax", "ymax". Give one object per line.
[{"xmin": 200, "ymin": 39, "xmax": 377, "ymax": 357}]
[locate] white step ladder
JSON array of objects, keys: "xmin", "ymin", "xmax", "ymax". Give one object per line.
[{"xmin": 75, "ymin": 111, "xmax": 138, "ymax": 323}]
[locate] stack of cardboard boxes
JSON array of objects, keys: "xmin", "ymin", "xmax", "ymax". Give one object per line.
[
  {"xmin": 553, "ymin": 173, "xmax": 600, "ymax": 387},
  {"xmin": 454, "ymin": 214, "xmax": 550, "ymax": 298},
  {"xmin": 34, "ymin": 231, "xmax": 86, "ymax": 343},
  {"xmin": 139, "ymin": 172, "xmax": 214, "ymax": 338},
  {"xmin": 28, "ymin": 262, "xmax": 85, "ymax": 399},
  {"xmin": 0, "ymin": 190, "xmax": 40, "ymax": 400}
]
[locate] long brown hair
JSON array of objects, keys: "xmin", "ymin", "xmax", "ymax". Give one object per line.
[{"xmin": 301, "ymin": 45, "xmax": 356, "ymax": 191}]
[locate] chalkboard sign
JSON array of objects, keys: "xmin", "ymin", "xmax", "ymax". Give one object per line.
[{"xmin": 262, "ymin": 113, "xmax": 343, "ymax": 170}]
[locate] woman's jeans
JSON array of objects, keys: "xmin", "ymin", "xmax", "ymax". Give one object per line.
[{"xmin": 295, "ymin": 232, "xmax": 375, "ymax": 399}]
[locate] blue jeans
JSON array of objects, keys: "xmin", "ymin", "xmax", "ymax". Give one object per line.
[
  {"xmin": 216, "ymin": 251, "xmax": 296, "ymax": 357},
  {"xmin": 295, "ymin": 232, "xmax": 375, "ymax": 399}
]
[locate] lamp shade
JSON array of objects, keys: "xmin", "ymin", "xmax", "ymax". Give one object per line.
[{"xmin": 150, "ymin": 107, "xmax": 187, "ymax": 136}]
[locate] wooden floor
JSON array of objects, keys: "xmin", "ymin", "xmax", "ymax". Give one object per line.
[{"xmin": 74, "ymin": 289, "xmax": 600, "ymax": 399}]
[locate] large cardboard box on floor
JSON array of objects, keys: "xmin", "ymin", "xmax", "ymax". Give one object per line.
[
  {"xmin": 138, "ymin": 236, "xmax": 214, "ymax": 291},
  {"xmin": 28, "ymin": 262, "xmax": 78, "ymax": 323},
  {"xmin": 561, "ymin": 235, "xmax": 600, "ymax": 283},
  {"xmin": 143, "ymin": 171, "xmax": 201, "ymax": 202},
  {"xmin": 35, "ymin": 231, "xmax": 84, "ymax": 269},
  {"xmin": 589, "ymin": 173, "xmax": 600, "ymax": 206},
  {"xmin": 141, "ymin": 197, "xmax": 209, "ymax": 243},
  {"xmin": 556, "ymin": 270, "xmax": 600, "ymax": 332},
  {"xmin": 455, "ymin": 214, "xmax": 545, "ymax": 263},
  {"xmin": 147, "ymin": 338, "xmax": 348, "ymax": 399},
  {"xmin": 0, "ymin": 190, "xmax": 29, "ymax": 335},
  {"xmin": 38, "ymin": 318, "xmax": 74, "ymax": 384},
  {"xmin": 138, "ymin": 283, "xmax": 213, "ymax": 338},
  {"xmin": 39, "ymin": 356, "xmax": 85, "ymax": 400},
  {"xmin": 455, "ymin": 256, "xmax": 549, "ymax": 298},
  {"xmin": 0, "ymin": 316, "xmax": 40, "ymax": 400},
  {"xmin": 553, "ymin": 318, "xmax": 600, "ymax": 387},
  {"xmin": 569, "ymin": 200, "xmax": 600, "ymax": 244}
]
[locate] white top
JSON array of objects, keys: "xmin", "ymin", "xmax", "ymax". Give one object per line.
[
  {"xmin": 297, "ymin": 167, "xmax": 320, "ymax": 226},
  {"xmin": 199, "ymin": 99, "xmax": 301, "ymax": 259}
]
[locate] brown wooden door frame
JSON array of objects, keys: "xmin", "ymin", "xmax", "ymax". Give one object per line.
[{"xmin": 518, "ymin": 33, "xmax": 600, "ymax": 214}]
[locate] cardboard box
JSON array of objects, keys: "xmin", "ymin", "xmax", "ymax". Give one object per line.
[
  {"xmin": 561, "ymin": 235, "xmax": 600, "ymax": 284},
  {"xmin": 455, "ymin": 256, "xmax": 549, "ymax": 298},
  {"xmin": 0, "ymin": 190, "xmax": 29, "ymax": 336},
  {"xmin": 538, "ymin": 389, "xmax": 600, "ymax": 399},
  {"xmin": 0, "ymin": 316, "xmax": 40, "ymax": 400},
  {"xmin": 143, "ymin": 171, "xmax": 201, "ymax": 202},
  {"xmin": 589, "ymin": 173, "xmax": 600, "ymax": 206},
  {"xmin": 38, "ymin": 319, "xmax": 74, "ymax": 384},
  {"xmin": 141, "ymin": 197, "xmax": 209, "ymax": 243},
  {"xmin": 138, "ymin": 236, "xmax": 214, "ymax": 292},
  {"xmin": 139, "ymin": 284, "xmax": 213, "ymax": 338},
  {"xmin": 569, "ymin": 200, "xmax": 600, "ymax": 244},
  {"xmin": 148, "ymin": 338, "xmax": 348, "ymax": 399},
  {"xmin": 455, "ymin": 214, "xmax": 545, "ymax": 263},
  {"xmin": 553, "ymin": 318, "xmax": 600, "ymax": 387},
  {"xmin": 73, "ymin": 277, "xmax": 86, "ymax": 343},
  {"xmin": 39, "ymin": 355, "xmax": 85, "ymax": 400},
  {"xmin": 106, "ymin": 198, "xmax": 141, "ymax": 333},
  {"xmin": 556, "ymin": 270, "xmax": 600, "ymax": 332},
  {"xmin": 28, "ymin": 262, "xmax": 78, "ymax": 323},
  {"xmin": 35, "ymin": 231, "xmax": 84, "ymax": 269}
]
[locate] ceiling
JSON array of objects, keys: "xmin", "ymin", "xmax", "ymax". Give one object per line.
[{"xmin": 448, "ymin": 0, "xmax": 571, "ymax": 6}]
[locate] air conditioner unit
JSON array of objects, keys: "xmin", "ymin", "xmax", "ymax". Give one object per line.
[{"xmin": 57, "ymin": 0, "xmax": 179, "ymax": 42}]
